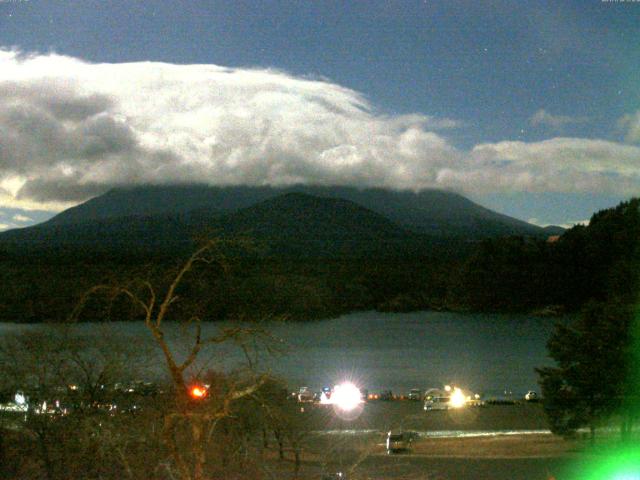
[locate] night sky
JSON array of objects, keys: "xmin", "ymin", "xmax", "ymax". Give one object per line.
[{"xmin": 1, "ymin": 0, "xmax": 638, "ymax": 229}]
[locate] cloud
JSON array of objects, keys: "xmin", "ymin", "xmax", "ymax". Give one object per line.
[
  {"xmin": 0, "ymin": 49, "xmax": 638, "ymax": 211},
  {"xmin": 617, "ymin": 111, "xmax": 640, "ymax": 144},
  {"xmin": 12, "ymin": 213, "xmax": 32, "ymax": 222},
  {"xmin": 529, "ymin": 109, "xmax": 587, "ymax": 130},
  {"xmin": 528, "ymin": 217, "xmax": 589, "ymax": 229},
  {"xmin": 465, "ymin": 138, "xmax": 640, "ymax": 195}
]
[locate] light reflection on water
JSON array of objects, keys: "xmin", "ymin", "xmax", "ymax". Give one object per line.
[{"xmin": 0, "ymin": 310, "xmax": 557, "ymax": 395}]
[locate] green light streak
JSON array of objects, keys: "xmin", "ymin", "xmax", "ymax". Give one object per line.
[
  {"xmin": 568, "ymin": 444, "xmax": 640, "ymax": 480},
  {"xmin": 564, "ymin": 301, "xmax": 640, "ymax": 479}
]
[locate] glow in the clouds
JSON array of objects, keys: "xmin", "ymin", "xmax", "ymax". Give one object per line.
[{"xmin": 1, "ymin": 49, "xmax": 639, "ymax": 212}]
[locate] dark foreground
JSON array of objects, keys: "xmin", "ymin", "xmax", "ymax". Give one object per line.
[
  {"xmin": 260, "ymin": 402, "xmax": 584, "ymax": 479},
  {"xmin": 5, "ymin": 399, "xmax": 623, "ymax": 479},
  {"xmin": 266, "ymin": 433, "xmax": 579, "ymax": 480},
  {"xmin": 335, "ymin": 455, "xmax": 572, "ymax": 480}
]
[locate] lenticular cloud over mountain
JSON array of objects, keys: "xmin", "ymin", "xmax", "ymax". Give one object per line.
[{"xmin": 0, "ymin": 49, "xmax": 639, "ymax": 211}]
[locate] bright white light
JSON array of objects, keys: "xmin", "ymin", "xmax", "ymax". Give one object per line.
[
  {"xmin": 444, "ymin": 385, "xmax": 452, "ymax": 392},
  {"xmin": 14, "ymin": 392, "xmax": 26, "ymax": 405},
  {"xmin": 612, "ymin": 474, "xmax": 640, "ymax": 480},
  {"xmin": 449, "ymin": 387, "xmax": 466, "ymax": 409},
  {"xmin": 331, "ymin": 382, "xmax": 362, "ymax": 411}
]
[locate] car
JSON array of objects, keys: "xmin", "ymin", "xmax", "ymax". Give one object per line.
[
  {"xmin": 524, "ymin": 391, "xmax": 539, "ymax": 402},
  {"xmin": 386, "ymin": 431, "xmax": 413, "ymax": 453},
  {"xmin": 423, "ymin": 395, "xmax": 450, "ymax": 411},
  {"xmin": 297, "ymin": 387, "xmax": 315, "ymax": 403},
  {"xmin": 408, "ymin": 388, "xmax": 422, "ymax": 401}
]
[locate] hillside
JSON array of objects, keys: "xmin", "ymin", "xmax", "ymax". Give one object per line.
[
  {"xmin": 0, "ymin": 192, "xmax": 427, "ymax": 258},
  {"xmin": 452, "ymin": 198, "xmax": 640, "ymax": 312},
  {"xmin": 0, "ymin": 186, "xmax": 584, "ymax": 323},
  {"xmin": 41, "ymin": 184, "xmax": 547, "ymax": 238}
]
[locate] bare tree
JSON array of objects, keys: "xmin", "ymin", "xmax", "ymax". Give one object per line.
[
  {"xmin": 71, "ymin": 239, "xmax": 275, "ymax": 480},
  {"xmin": 0, "ymin": 327, "xmax": 153, "ymax": 480}
]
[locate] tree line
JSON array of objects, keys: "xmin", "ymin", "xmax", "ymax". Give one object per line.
[
  {"xmin": 534, "ymin": 199, "xmax": 640, "ymax": 441},
  {"xmin": 453, "ymin": 198, "xmax": 640, "ymax": 313},
  {"xmin": 0, "ymin": 198, "xmax": 637, "ymax": 324}
]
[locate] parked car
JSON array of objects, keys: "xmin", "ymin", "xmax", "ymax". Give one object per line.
[
  {"xmin": 524, "ymin": 391, "xmax": 539, "ymax": 402},
  {"xmin": 297, "ymin": 387, "xmax": 315, "ymax": 403},
  {"xmin": 408, "ymin": 389, "xmax": 422, "ymax": 401},
  {"xmin": 423, "ymin": 396, "xmax": 450, "ymax": 411},
  {"xmin": 386, "ymin": 431, "xmax": 413, "ymax": 453}
]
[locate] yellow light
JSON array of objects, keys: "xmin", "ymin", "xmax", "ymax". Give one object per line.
[
  {"xmin": 449, "ymin": 387, "xmax": 466, "ymax": 408},
  {"xmin": 190, "ymin": 386, "xmax": 207, "ymax": 399},
  {"xmin": 331, "ymin": 382, "xmax": 362, "ymax": 411}
]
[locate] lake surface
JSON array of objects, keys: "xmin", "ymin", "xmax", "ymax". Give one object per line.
[{"xmin": 0, "ymin": 311, "xmax": 557, "ymax": 396}]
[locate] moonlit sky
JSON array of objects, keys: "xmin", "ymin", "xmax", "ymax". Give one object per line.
[{"xmin": 0, "ymin": 0, "xmax": 638, "ymax": 230}]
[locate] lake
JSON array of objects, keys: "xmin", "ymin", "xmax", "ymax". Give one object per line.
[{"xmin": 0, "ymin": 311, "xmax": 557, "ymax": 396}]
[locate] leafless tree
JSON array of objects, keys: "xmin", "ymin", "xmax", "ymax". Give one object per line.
[
  {"xmin": 0, "ymin": 327, "xmax": 153, "ymax": 479},
  {"xmin": 71, "ymin": 239, "xmax": 278, "ymax": 480}
]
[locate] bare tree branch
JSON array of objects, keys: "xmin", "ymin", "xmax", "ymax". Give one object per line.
[
  {"xmin": 66, "ymin": 238, "xmax": 279, "ymax": 480},
  {"xmin": 156, "ymin": 239, "xmax": 224, "ymax": 327},
  {"xmin": 177, "ymin": 318, "xmax": 202, "ymax": 373}
]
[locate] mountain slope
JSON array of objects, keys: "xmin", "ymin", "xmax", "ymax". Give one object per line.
[
  {"xmin": 42, "ymin": 184, "xmax": 546, "ymax": 238},
  {"xmin": 0, "ymin": 190, "xmax": 469, "ymax": 322},
  {"xmin": 0, "ymin": 192, "xmax": 421, "ymax": 258},
  {"xmin": 209, "ymin": 192, "xmax": 413, "ymax": 257}
]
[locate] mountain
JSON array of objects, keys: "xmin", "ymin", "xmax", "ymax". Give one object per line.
[
  {"xmin": 40, "ymin": 184, "xmax": 546, "ymax": 238},
  {"xmin": 0, "ymin": 189, "xmax": 471, "ymax": 322},
  {"xmin": 4, "ymin": 185, "xmax": 623, "ymax": 323},
  {"xmin": 0, "ymin": 191, "xmax": 420, "ymax": 258},
  {"xmin": 0, "ymin": 185, "xmax": 551, "ymax": 260}
]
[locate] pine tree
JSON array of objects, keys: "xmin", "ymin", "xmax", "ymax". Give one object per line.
[{"xmin": 537, "ymin": 301, "xmax": 635, "ymax": 440}]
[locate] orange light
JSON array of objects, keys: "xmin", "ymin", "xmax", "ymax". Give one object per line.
[{"xmin": 190, "ymin": 386, "xmax": 207, "ymax": 399}]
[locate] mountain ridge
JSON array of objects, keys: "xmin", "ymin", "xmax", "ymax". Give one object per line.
[
  {"xmin": 37, "ymin": 184, "xmax": 549, "ymax": 239},
  {"xmin": 0, "ymin": 191, "xmax": 443, "ymax": 260}
]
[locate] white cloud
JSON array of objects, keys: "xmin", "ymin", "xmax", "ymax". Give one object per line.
[
  {"xmin": 529, "ymin": 109, "xmax": 587, "ymax": 130},
  {"xmin": 0, "ymin": 49, "xmax": 638, "ymax": 211},
  {"xmin": 0, "ymin": 223, "xmax": 12, "ymax": 231},
  {"xmin": 466, "ymin": 137, "xmax": 640, "ymax": 194},
  {"xmin": 528, "ymin": 217, "xmax": 589, "ymax": 229},
  {"xmin": 12, "ymin": 213, "xmax": 32, "ymax": 222},
  {"xmin": 618, "ymin": 111, "xmax": 640, "ymax": 144}
]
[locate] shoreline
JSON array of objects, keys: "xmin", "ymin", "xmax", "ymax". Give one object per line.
[
  {"xmin": 390, "ymin": 434, "xmax": 578, "ymax": 459},
  {"xmin": 268, "ymin": 432, "xmax": 581, "ymax": 479},
  {"xmin": 314, "ymin": 428, "xmax": 553, "ymax": 439}
]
